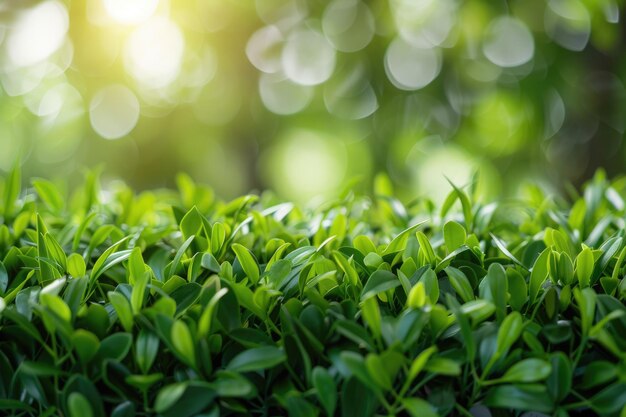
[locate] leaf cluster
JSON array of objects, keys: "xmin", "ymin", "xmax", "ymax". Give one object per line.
[{"xmin": 0, "ymin": 168, "xmax": 625, "ymax": 416}]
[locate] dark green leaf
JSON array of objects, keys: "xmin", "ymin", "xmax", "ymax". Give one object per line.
[{"xmin": 313, "ymin": 367, "xmax": 337, "ymax": 417}]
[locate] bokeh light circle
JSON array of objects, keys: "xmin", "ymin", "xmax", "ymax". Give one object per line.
[
  {"xmin": 322, "ymin": 0, "xmax": 375, "ymax": 53},
  {"xmin": 544, "ymin": 0, "xmax": 591, "ymax": 51},
  {"xmin": 246, "ymin": 25, "xmax": 284, "ymax": 74},
  {"xmin": 6, "ymin": 1, "xmax": 69, "ymax": 68},
  {"xmin": 259, "ymin": 73, "xmax": 313, "ymax": 115},
  {"xmin": 392, "ymin": 0, "xmax": 457, "ymax": 48},
  {"xmin": 282, "ymin": 27, "xmax": 336, "ymax": 86},
  {"xmin": 124, "ymin": 17, "xmax": 185, "ymax": 88},
  {"xmin": 384, "ymin": 38, "xmax": 441, "ymax": 90},
  {"xmin": 482, "ymin": 17, "xmax": 535, "ymax": 68},
  {"xmin": 262, "ymin": 130, "xmax": 347, "ymax": 201},
  {"xmin": 103, "ymin": 0, "xmax": 159, "ymax": 25},
  {"xmin": 89, "ymin": 85, "xmax": 140, "ymax": 140}
]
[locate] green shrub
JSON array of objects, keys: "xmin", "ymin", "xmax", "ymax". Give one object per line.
[{"xmin": 0, "ymin": 167, "xmax": 625, "ymax": 417}]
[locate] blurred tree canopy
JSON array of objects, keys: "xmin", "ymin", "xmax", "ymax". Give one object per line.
[{"xmin": 0, "ymin": 0, "xmax": 624, "ymax": 201}]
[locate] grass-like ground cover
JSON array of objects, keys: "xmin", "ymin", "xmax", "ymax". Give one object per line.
[{"xmin": 0, "ymin": 167, "xmax": 625, "ymax": 417}]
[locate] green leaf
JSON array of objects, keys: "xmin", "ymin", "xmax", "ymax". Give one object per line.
[
  {"xmin": 365, "ymin": 353, "xmax": 392, "ymax": 391},
  {"xmin": 32, "ymin": 179, "xmax": 64, "ymax": 213},
  {"xmin": 20, "ymin": 361, "xmax": 62, "ymax": 377},
  {"xmin": 506, "ymin": 269, "xmax": 527, "ymax": 311},
  {"xmin": 576, "ymin": 247, "xmax": 594, "ymax": 288},
  {"xmin": 110, "ymin": 402, "xmax": 135, "ymax": 417},
  {"xmin": 592, "ymin": 237, "xmax": 623, "ymax": 283},
  {"xmin": 226, "ymin": 346, "xmax": 286, "ymax": 372},
  {"xmin": 40, "ymin": 293, "xmax": 71, "ymax": 322},
  {"xmin": 68, "ymin": 392, "xmax": 93, "ymax": 417},
  {"xmin": 408, "ymin": 346, "xmax": 438, "ymax": 383},
  {"xmin": 36, "ymin": 214, "xmax": 60, "ymax": 283},
  {"xmin": 364, "ymin": 252, "xmax": 383, "ymax": 269},
  {"xmin": 313, "ymin": 367, "xmax": 337, "ymax": 417},
  {"xmin": 125, "ymin": 373, "xmax": 163, "ymax": 391},
  {"xmin": 416, "ymin": 231, "xmax": 437, "ymax": 266},
  {"xmin": 418, "ymin": 268, "xmax": 439, "ymax": 304},
  {"xmin": 485, "ymin": 263, "xmax": 508, "ymax": 322},
  {"xmin": 61, "ymin": 374, "xmax": 105, "ymax": 417},
  {"xmin": 446, "ymin": 266, "xmax": 474, "ymax": 303},
  {"xmin": 72, "ymin": 329, "xmax": 100, "ymax": 365},
  {"xmin": 211, "ymin": 370, "xmax": 255, "ymax": 397},
  {"xmin": 496, "ymin": 359, "xmax": 552, "ymax": 384},
  {"xmin": 495, "ymin": 311, "xmax": 523, "ymax": 359},
  {"xmin": 360, "ymin": 296, "xmax": 382, "ymax": 340},
  {"xmin": 128, "ymin": 247, "xmax": 145, "ymax": 285},
  {"xmin": 484, "ymin": 385, "xmax": 554, "ymax": 413},
  {"xmin": 424, "ymin": 357, "xmax": 461, "ymax": 376},
  {"xmin": 546, "ymin": 352, "xmax": 572, "ymax": 403},
  {"xmin": 91, "ymin": 237, "xmax": 132, "ymax": 283},
  {"xmin": 341, "ymin": 376, "xmax": 378, "ymax": 417},
  {"xmin": 155, "ymin": 383, "xmax": 187, "ymax": 413},
  {"xmin": 229, "ymin": 281, "xmax": 266, "ymax": 319},
  {"xmin": 402, "ymin": 398, "xmax": 440, "ymax": 417},
  {"xmin": 340, "ymin": 351, "xmax": 381, "ymax": 394},
  {"xmin": 67, "ymin": 254, "xmax": 86, "ymax": 277},
  {"xmin": 232, "ymin": 243, "xmax": 260, "ymax": 284},
  {"xmin": 286, "ymin": 396, "xmax": 318, "ymax": 417},
  {"xmin": 460, "ymin": 299, "xmax": 495, "ymax": 324},
  {"xmin": 171, "ymin": 320, "xmax": 196, "ymax": 368},
  {"xmin": 529, "ymin": 247, "xmax": 550, "ymax": 305},
  {"xmin": 360, "ymin": 270, "xmax": 399, "ymax": 301},
  {"xmin": 169, "ymin": 236, "xmax": 195, "ymax": 279},
  {"xmin": 491, "ymin": 233, "xmax": 525, "ymax": 269},
  {"xmin": 382, "ymin": 222, "xmax": 424, "ymax": 256},
  {"xmin": 3, "ymin": 163, "xmax": 20, "ymax": 219},
  {"xmin": 580, "ymin": 361, "xmax": 617, "ymax": 389},
  {"xmin": 444, "ymin": 178, "xmax": 473, "ymax": 231},
  {"xmin": 447, "ymin": 294, "xmax": 475, "ymax": 361},
  {"xmin": 0, "ymin": 261, "xmax": 7, "ymax": 295},
  {"xmin": 130, "ymin": 270, "xmax": 148, "ymax": 314},
  {"xmin": 211, "ymin": 222, "xmax": 226, "ymax": 255},
  {"xmin": 180, "ymin": 206, "xmax": 204, "ymax": 242},
  {"xmin": 443, "ymin": 221, "xmax": 466, "ymax": 251},
  {"xmin": 407, "ymin": 282, "xmax": 426, "ymax": 308},
  {"xmin": 135, "ymin": 330, "xmax": 159, "ymax": 374},
  {"xmin": 108, "ymin": 291, "xmax": 133, "ymax": 332},
  {"xmin": 197, "ymin": 288, "xmax": 228, "ymax": 339},
  {"xmin": 201, "ymin": 252, "xmax": 221, "ymax": 273},
  {"xmin": 591, "ymin": 383, "xmax": 626, "ymax": 415},
  {"xmin": 573, "ymin": 287, "xmax": 596, "ymax": 338},
  {"xmin": 97, "ymin": 333, "xmax": 132, "ymax": 362}
]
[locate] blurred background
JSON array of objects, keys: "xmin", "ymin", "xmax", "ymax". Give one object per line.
[{"xmin": 0, "ymin": 0, "xmax": 624, "ymax": 203}]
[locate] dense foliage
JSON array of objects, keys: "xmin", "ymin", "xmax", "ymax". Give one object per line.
[{"xmin": 0, "ymin": 168, "xmax": 625, "ymax": 417}]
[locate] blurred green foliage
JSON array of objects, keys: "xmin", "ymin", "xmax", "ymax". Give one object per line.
[{"xmin": 0, "ymin": 0, "xmax": 624, "ymax": 200}]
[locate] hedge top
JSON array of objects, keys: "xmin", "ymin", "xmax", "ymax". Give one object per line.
[{"xmin": 0, "ymin": 167, "xmax": 625, "ymax": 417}]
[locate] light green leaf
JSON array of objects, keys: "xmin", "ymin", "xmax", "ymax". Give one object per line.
[
  {"xmin": 402, "ymin": 398, "xmax": 440, "ymax": 417},
  {"xmin": 443, "ymin": 221, "xmax": 466, "ymax": 251},
  {"xmin": 171, "ymin": 320, "xmax": 196, "ymax": 368},
  {"xmin": 68, "ymin": 392, "xmax": 93, "ymax": 417},
  {"xmin": 108, "ymin": 291, "xmax": 133, "ymax": 332},
  {"xmin": 67, "ymin": 254, "xmax": 86, "ymax": 278},
  {"xmin": 496, "ymin": 359, "xmax": 552, "ymax": 384},
  {"xmin": 226, "ymin": 346, "xmax": 285, "ymax": 372},
  {"xmin": 232, "ymin": 243, "xmax": 260, "ymax": 285}
]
